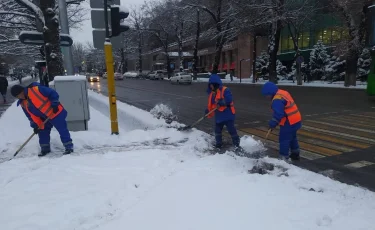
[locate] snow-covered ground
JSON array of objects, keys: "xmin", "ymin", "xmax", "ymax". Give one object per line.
[
  {"xmin": 1, "ymin": 92, "xmax": 375, "ymax": 230},
  {"xmin": 195, "ymin": 75, "xmax": 367, "ymax": 89}
]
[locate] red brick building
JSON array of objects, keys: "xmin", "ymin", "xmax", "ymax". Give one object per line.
[{"xmin": 127, "ymin": 33, "xmax": 268, "ymax": 78}]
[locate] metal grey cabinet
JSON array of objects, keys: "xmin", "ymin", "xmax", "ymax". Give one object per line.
[{"xmin": 53, "ymin": 75, "xmax": 90, "ymax": 131}]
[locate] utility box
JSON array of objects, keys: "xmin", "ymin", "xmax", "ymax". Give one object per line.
[{"xmin": 53, "ymin": 75, "xmax": 90, "ymax": 131}]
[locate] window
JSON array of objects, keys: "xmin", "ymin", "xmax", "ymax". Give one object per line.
[
  {"xmin": 301, "ymin": 32, "xmax": 310, "ymax": 49},
  {"xmin": 289, "ymin": 37, "xmax": 295, "ymax": 50},
  {"xmin": 315, "ymin": 30, "xmax": 323, "ymax": 44},
  {"xmin": 281, "ymin": 34, "xmax": 289, "ymax": 52},
  {"xmin": 322, "ymin": 29, "xmax": 331, "ymax": 45}
]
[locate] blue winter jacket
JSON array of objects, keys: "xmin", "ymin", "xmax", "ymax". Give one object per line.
[
  {"xmin": 17, "ymin": 82, "xmax": 63, "ymax": 128},
  {"xmin": 206, "ymin": 74, "xmax": 235, "ymax": 123},
  {"xmin": 261, "ymin": 82, "xmax": 301, "ymax": 131}
]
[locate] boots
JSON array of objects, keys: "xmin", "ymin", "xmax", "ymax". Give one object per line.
[
  {"xmin": 38, "ymin": 149, "xmax": 51, "ymax": 157},
  {"xmin": 63, "ymin": 149, "xmax": 74, "ymax": 155}
]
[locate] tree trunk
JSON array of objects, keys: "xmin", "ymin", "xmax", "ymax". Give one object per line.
[
  {"xmin": 252, "ymin": 35, "xmax": 257, "ymax": 83},
  {"xmin": 192, "ymin": 9, "xmax": 200, "ymax": 79},
  {"xmin": 345, "ymin": 50, "xmax": 358, "ymax": 86},
  {"xmin": 124, "ymin": 58, "xmax": 128, "ymax": 73},
  {"xmin": 296, "ymin": 62, "xmax": 302, "ymax": 85},
  {"xmin": 166, "ymin": 53, "xmax": 172, "ymax": 79},
  {"xmin": 138, "ymin": 32, "xmax": 143, "ymax": 74},
  {"xmin": 268, "ymin": 23, "xmax": 281, "ymax": 84},
  {"xmin": 40, "ymin": 0, "xmax": 64, "ymax": 81},
  {"xmin": 178, "ymin": 21, "xmax": 184, "ymax": 71},
  {"xmin": 120, "ymin": 48, "xmax": 125, "ymax": 74}
]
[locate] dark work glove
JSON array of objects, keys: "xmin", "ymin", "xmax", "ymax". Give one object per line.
[
  {"xmin": 217, "ymin": 99, "xmax": 226, "ymax": 106},
  {"xmin": 268, "ymin": 119, "xmax": 278, "ymax": 129},
  {"xmin": 33, "ymin": 127, "xmax": 40, "ymax": 134},
  {"xmin": 52, "ymin": 106, "xmax": 59, "ymax": 113},
  {"xmin": 204, "ymin": 108, "xmax": 209, "ymax": 115}
]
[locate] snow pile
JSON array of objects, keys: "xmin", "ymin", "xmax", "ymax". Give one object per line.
[
  {"xmin": 0, "ymin": 95, "xmax": 375, "ymax": 229},
  {"xmin": 88, "ymin": 89, "xmax": 166, "ymax": 131},
  {"xmin": 6, "ymin": 76, "xmax": 32, "ymax": 88},
  {"xmin": 150, "ymin": 103, "xmax": 178, "ymax": 124}
]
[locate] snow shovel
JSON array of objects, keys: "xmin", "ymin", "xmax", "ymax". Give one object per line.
[
  {"xmin": 265, "ymin": 129, "xmax": 272, "ymax": 140},
  {"xmin": 11, "ymin": 118, "xmax": 51, "ymax": 160},
  {"xmin": 178, "ymin": 108, "xmax": 217, "ymax": 131}
]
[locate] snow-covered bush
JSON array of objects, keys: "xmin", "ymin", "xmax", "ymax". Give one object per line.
[
  {"xmin": 276, "ymin": 60, "xmax": 288, "ymax": 80},
  {"xmin": 255, "ymin": 51, "xmax": 269, "ymax": 79},
  {"xmin": 325, "ymin": 56, "xmax": 346, "ymax": 82},
  {"xmin": 357, "ymin": 48, "xmax": 372, "ymax": 82},
  {"xmin": 309, "ymin": 40, "xmax": 330, "ymax": 80}
]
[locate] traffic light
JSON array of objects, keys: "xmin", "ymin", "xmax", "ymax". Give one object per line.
[{"xmin": 110, "ymin": 5, "xmax": 130, "ymax": 37}]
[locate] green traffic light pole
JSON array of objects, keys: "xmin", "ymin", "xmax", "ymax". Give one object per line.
[{"xmin": 367, "ymin": 3, "xmax": 375, "ymax": 96}]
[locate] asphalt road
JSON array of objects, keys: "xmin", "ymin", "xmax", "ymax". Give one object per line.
[{"xmin": 89, "ymin": 78, "xmax": 375, "ymax": 191}]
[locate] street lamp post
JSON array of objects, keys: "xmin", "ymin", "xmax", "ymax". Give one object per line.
[{"xmin": 58, "ymin": 0, "xmax": 74, "ymax": 75}]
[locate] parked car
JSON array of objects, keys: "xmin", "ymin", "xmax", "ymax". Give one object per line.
[
  {"xmin": 170, "ymin": 72, "xmax": 192, "ymax": 84},
  {"xmin": 148, "ymin": 70, "xmax": 164, "ymax": 80},
  {"xmin": 114, "ymin": 72, "xmax": 124, "ymax": 80},
  {"xmin": 123, "ymin": 71, "xmax": 139, "ymax": 79},
  {"xmin": 87, "ymin": 74, "xmax": 100, "ymax": 82}
]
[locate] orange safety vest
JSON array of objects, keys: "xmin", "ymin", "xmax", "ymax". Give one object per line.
[
  {"xmin": 21, "ymin": 86, "xmax": 63, "ymax": 129},
  {"xmin": 207, "ymin": 86, "xmax": 235, "ymax": 119},
  {"xmin": 272, "ymin": 89, "xmax": 302, "ymax": 126}
]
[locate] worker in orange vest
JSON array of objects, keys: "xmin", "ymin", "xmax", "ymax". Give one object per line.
[
  {"xmin": 205, "ymin": 74, "xmax": 240, "ymax": 150},
  {"xmin": 11, "ymin": 83, "xmax": 74, "ymax": 156},
  {"xmin": 261, "ymin": 82, "xmax": 302, "ymax": 161}
]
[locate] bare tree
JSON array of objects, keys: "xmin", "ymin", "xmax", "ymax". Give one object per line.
[
  {"xmin": 186, "ymin": 0, "xmax": 234, "ymax": 74},
  {"xmin": 330, "ymin": 0, "xmax": 371, "ymax": 87},
  {"xmin": 129, "ymin": 6, "xmax": 147, "ymax": 74},
  {"xmin": 143, "ymin": 0, "xmax": 177, "ymax": 78},
  {"xmin": 0, "ymin": 0, "xmax": 87, "ymax": 79},
  {"xmin": 284, "ymin": 0, "xmax": 319, "ymax": 85}
]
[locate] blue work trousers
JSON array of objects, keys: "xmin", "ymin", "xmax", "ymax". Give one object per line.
[
  {"xmin": 38, "ymin": 110, "xmax": 73, "ymax": 151},
  {"xmin": 214, "ymin": 120, "xmax": 240, "ymax": 147},
  {"xmin": 279, "ymin": 126, "xmax": 300, "ymax": 157}
]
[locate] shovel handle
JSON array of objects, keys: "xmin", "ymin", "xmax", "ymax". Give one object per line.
[
  {"xmin": 13, "ymin": 118, "xmax": 51, "ymax": 158},
  {"xmin": 265, "ymin": 129, "xmax": 272, "ymax": 140}
]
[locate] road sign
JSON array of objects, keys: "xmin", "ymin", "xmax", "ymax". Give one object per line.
[
  {"xmin": 296, "ymin": 55, "xmax": 304, "ymax": 64},
  {"xmin": 19, "ymin": 31, "xmax": 73, "ymax": 47},
  {"xmin": 90, "ymin": 0, "xmax": 120, "ymax": 9},
  {"xmin": 91, "ymin": 9, "xmax": 111, "ymax": 28},
  {"xmin": 93, "ymin": 30, "xmax": 122, "ymax": 50}
]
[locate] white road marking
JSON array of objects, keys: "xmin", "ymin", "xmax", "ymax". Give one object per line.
[
  {"xmin": 307, "ymin": 120, "xmax": 375, "ymax": 134},
  {"xmin": 345, "ymin": 161, "xmax": 375, "ymax": 169},
  {"xmin": 302, "ymin": 125, "xmax": 375, "ymax": 144}
]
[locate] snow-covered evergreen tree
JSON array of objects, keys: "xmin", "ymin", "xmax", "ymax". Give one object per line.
[
  {"xmin": 255, "ymin": 51, "xmax": 270, "ymax": 79},
  {"xmin": 288, "ymin": 61, "xmax": 309, "ymax": 82},
  {"xmin": 309, "ymin": 40, "xmax": 330, "ymax": 80},
  {"xmin": 276, "ymin": 60, "xmax": 288, "ymax": 80},
  {"xmin": 357, "ymin": 48, "xmax": 372, "ymax": 82},
  {"xmin": 325, "ymin": 56, "xmax": 346, "ymax": 82}
]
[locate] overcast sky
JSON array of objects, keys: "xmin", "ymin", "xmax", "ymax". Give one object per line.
[{"xmin": 70, "ymin": 0, "xmax": 142, "ymax": 45}]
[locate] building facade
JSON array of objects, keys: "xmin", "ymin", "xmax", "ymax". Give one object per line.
[{"xmin": 127, "ymin": 13, "xmax": 345, "ymax": 78}]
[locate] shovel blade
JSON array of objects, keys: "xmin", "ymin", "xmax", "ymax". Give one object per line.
[{"xmin": 178, "ymin": 125, "xmax": 191, "ymax": 131}]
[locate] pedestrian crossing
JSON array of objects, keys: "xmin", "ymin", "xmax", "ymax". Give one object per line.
[{"xmin": 234, "ymin": 112, "xmax": 375, "ymax": 160}]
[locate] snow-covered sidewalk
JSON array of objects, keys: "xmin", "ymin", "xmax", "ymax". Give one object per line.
[
  {"xmin": 0, "ymin": 92, "xmax": 375, "ymax": 230},
  {"xmin": 6, "ymin": 76, "xmax": 33, "ymax": 88},
  {"xmin": 195, "ymin": 76, "xmax": 367, "ymax": 89}
]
